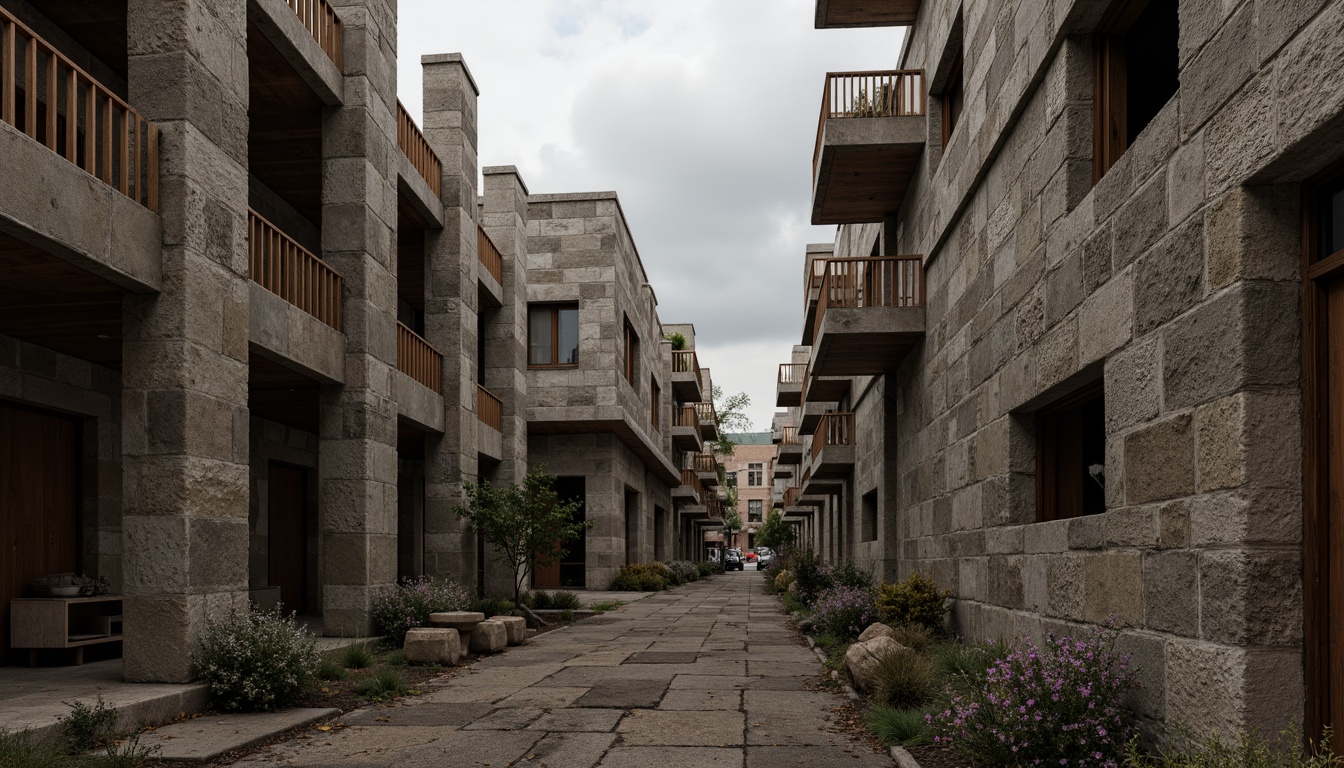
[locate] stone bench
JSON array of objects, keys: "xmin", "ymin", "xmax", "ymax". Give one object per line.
[
  {"xmin": 428, "ymin": 611, "xmax": 485, "ymax": 635},
  {"xmin": 403, "ymin": 628, "xmax": 461, "ymax": 665},
  {"xmin": 494, "ymin": 615, "xmax": 526, "ymax": 646},
  {"xmin": 468, "ymin": 618, "xmax": 507, "ymax": 654}
]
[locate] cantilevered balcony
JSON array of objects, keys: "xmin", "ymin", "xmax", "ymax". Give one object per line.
[
  {"xmin": 1, "ymin": 8, "xmax": 159, "ymax": 211},
  {"xmin": 673, "ymin": 468, "xmax": 703, "ymax": 504},
  {"xmin": 696, "ymin": 401, "xmax": 718, "ymax": 440},
  {"xmin": 777, "ymin": 426, "xmax": 804, "ymax": 465},
  {"xmin": 812, "ymin": 70, "xmax": 925, "ymax": 225},
  {"xmin": 476, "ymin": 384, "xmax": 503, "ymax": 431},
  {"xmin": 692, "ymin": 452, "xmax": 719, "ymax": 487},
  {"xmin": 812, "ymin": 256, "xmax": 925, "ymax": 376},
  {"xmin": 805, "ymin": 373, "xmax": 851, "ymax": 405},
  {"xmin": 815, "ymin": 0, "xmax": 922, "ymax": 28},
  {"xmin": 672, "ymin": 404, "xmax": 703, "ymax": 451},
  {"xmin": 397, "ymin": 100, "xmax": 441, "ymax": 195},
  {"xmin": 284, "ymin": 0, "xmax": 344, "ymax": 67},
  {"xmin": 397, "ymin": 322, "xmax": 443, "ymax": 393},
  {"xmin": 671, "ymin": 350, "xmax": 703, "ymax": 402},
  {"xmin": 249, "ymin": 210, "xmax": 343, "ymax": 330},
  {"xmin": 811, "ymin": 411, "xmax": 856, "ymax": 477},
  {"xmin": 777, "ymin": 363, "xmax": 806, "ymax": 407}
]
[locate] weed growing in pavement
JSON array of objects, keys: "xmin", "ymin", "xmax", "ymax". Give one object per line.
[
  {"xmin": 591, "ymin": 600, "xmax": 624, "ymax": 613},
  {"xmin": 356, "ymin": 667, "xmax": 408, "ymax": 702}
]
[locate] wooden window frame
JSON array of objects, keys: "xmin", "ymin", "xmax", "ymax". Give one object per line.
[
  {"xmin": 527, "ymin": 303, "xmax": 580, "ymax": 369},
  {"xmin": 1034, "ymin": 379, "xmax": 1106, "ymax": 523},
  {"xmin": 941, "ymin": 50, "xmax": 964, "ymax": 149},
  {"xmin": 1093, "ymin": 0, "xmax": 1169, "ymax": 181}
]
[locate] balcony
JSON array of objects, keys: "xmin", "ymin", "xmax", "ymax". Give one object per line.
[
  {"xmin": 812, "ymin": 70, "xmax": 925, "ymax": 225},
  {"xmin": 777, "ymin": 426, "xmax": 803, "ymax": 465},
  {"xmin": 774, "ymin": 463, "xmax": 794, "ymax": 479},
  {"xmin": 1, "ymin": 8, "xmax": 159, "ymax": 211},
  {"xmin": 696, "ymin": 402, "xmax": 718, "ymax": 440},
  {"xmin": 476, "ymin": 384, "xmax": 503, "ymax": 432},
  {"xmin": 477, "ymin": 226, "xmax": 503, "ymax": 284},
  {"xmin": 692, "ymin": 452, "xmax": 719, "ymax": 487},
  {"xmin": 805, "ymin": 373, "xmax": 851, "ymax": 405},
  {"xmin": 815, "ymin": 0, "xmax": 922, "ymax": 29},
  {"xmin": 673, "ymin": 468, "xmax": 703, "ymax": 504},
  {"xmin": 812, "ymin": 256, "xmax": 925, "ymax": 376},
  {"xmin": 397, "ymin": 322, "xmax": 442, "ymax": 392},
  {"xmin": 672, "ymin": 404, "xmax": 702, "ymax": 451},
  {"xmin": 397, "ymin": 101, "xmax": 441, "ymax": 195},
  {"xmin": 671, "ymin": 350, "xmax": 702, "ymax": 401},
  {"xmin": 777, "ymin": 363, "xmax": 806, "ymax": 407},
  {"xmin": 284, "ymin": 0, "xmax": 344, "ymax": 68},
  {"xmin": 811, "ymin": 412, "xmax": 856, "ymax": 477},
  {"xmin": 249, "ymin": 210, "xmax": 343, "ymax": 330},
  {"xmin": 803, "ymin": 253, "xmax": 828, "ymax": 345}
]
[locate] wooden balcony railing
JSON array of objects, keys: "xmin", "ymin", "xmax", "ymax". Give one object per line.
[
  {"xmin": 673, "ymin": 405, "xmax": 698, "ymax": 428},
  {"xmin": 784, "ymin": 486, "xmax": 802, "ymax": 507},
  {"xmin": 672, "ymin": 350, "xmax": 700, "ymax": 375},
  {"xmin": 696, "ymin": 402, "xmax": 716, "ymax": 423},
  {"xmin": 1, "ymin": 8, "xmax": 159, "ymax": 210},
  {"xmin": 477, "ymin": 226, "xmax": 503, "ymax": 283},
  {"xmin": 397, "ymin": 322, "xmax": 442, "ymax": 392},
  {"xmin": 249, "ymin": 210, "xmax": 343, "ymax": 330},
  {"xmin": 814, "ymin": 256, "xmax": 925, "ymax": 343},
  {"xmin": 780, "ymin": 426, "xmax": 802, "ymax": 446},
  {"xmin": 286, "ymin": 0, "xmax": 343, "ymax": 69},
  {"xmin": 397, "ymin": 101, "xmax": 441, "ymax": 196},
  {"xmin": 706, "ymin": 496, "xmax": 724, "ymax": 519},
  {"xmin": 680, "ymin": 468, "xmax": 703, "ymax": 499},
  {"xmin": 812, "ymin": 411, "xmax": 856, "ymax": 461},
  {"xmin": 779, "ymin": 363, "xmax": 807, "ymax": 386},
  {"xmin": 693, "ymin": 453, "xmax": 717, "ymax": 474},
  {"xmin": 477, "ymin": 384, "xmax": 503, "ymax": 431},
  {"xmin": 814, "ymin": 69, "xmax": 924, "ymax": 177}
]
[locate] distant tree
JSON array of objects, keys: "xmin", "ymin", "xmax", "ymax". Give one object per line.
[
  {"xmin": 755, "ymin": 509, "xmax": 795, "ymax": 552},
  {"xmin": 721, "ymin": 508, "xmax": 743, "ymax": 550},
  {"xmin": 710, "ymin": 385, "xmax": 752, "ymax": 457},
  {"xmin": 454, "ymin": 468, "xmax": 589, "ymax": 618}
]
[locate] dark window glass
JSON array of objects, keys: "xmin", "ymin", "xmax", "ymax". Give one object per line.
[
  {"xmin": 529, "ymin": 304, "xmax": 580, "ymax": 367},
  {"xmin": 1036, "ymin": 382, "xmax": 1106, "ymax": 521},
  {"xmin": 1317, "ymin": 176, "xmax": 1344, "ymax": 261}
]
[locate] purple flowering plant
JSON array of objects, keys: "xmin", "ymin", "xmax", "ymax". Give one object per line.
[
  {"xmin": 372, "ymin": 576, "xmax": 470, "ymax": 646},
  {"xmin": 810, "ymin": 584, "xmax": 879, "ymax": 640},
  {"xmin": 930, "ymin": 626, "xmax": 1137, "ymax": 767}
]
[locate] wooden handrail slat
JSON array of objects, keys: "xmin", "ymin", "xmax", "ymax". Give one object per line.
[
  {"xmin": 477, "ymin": 226, "xmax": 503, "ymax": 283},
  {"xmin": 396, "ymin": 100, "xmax": 441, "ymax": 196},
  {"xmin": 248, "ymin": 209, "xmax": 343, "ymax": 331}
]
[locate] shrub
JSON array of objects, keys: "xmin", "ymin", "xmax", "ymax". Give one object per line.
[
  {"xmin": 548, "ymin": 590, "xmax": 582, "ymax": 610},
  {"xmin": 790, "ymin": 549, "xmax": 832, "ymax": 606},
  {"xmin": 356, "ymin": 667, "xmax": 408, "ymax": 702},
  {"xmin": 372, "ymin": 576, "xmax": 470, "ymax": 646},
  {"xmin": 0, "ymin": 729, "xmax": 64, "ymax": 768},
  {"xmin": 194, "ymin": 606, "xmax": 320, "ymax": 712},
  {"xmin": 889, "ymin": 623, "xmax": 938, "ymax": 653},
  {"xmin": 1123, "ymin": 727, "xmax": 1344, "ymax": 768},
  {"xmin": 871, "ymin": 650, "xmax": 935, "ymax": 709},
  {"xmin": 529, "ymin": 590, "xmax": 551, "ymax": 609},
  {"xmin": 609, "ymin": 563, "xmax": 671, "ymax": 591},
  {"xmin": 866, "ymin": 705, "xmax": 934, "ymax": 748},
  {"xmin": 810, "ymin": 585, "xmax": 878, "ymax": 640},
  {"xmin": 470, "ymin": 596, "xmax": 516, "ymax": 618},
  {"xmin": 341, "ymin": 642, "xmax": 374, "ymax": 670},
  {"xmin": 933, "ymin": 640, "xmax": 1011, "ymax": 698},
  {"xmin": 931, "ymin": 627, "xmax": 1137, "ymax": 767},
  {"xmin": 61, "ymin": 696, "xmax": 119, "ymax": 753},
  {"xmin": 831, "ymin": 559, "xmax": 875, "ymax": 590},
  {"xmin": 666, "ymin": 561, "xmax": 700, "ymax": 585},
  {"xmin": 876, "ymin": 573, "xmax": 950, "ymax": 632},
  {"xmin": 318, "ymin": 658, "xmax": 348, "ymax": 681},
  {"xmin": 696, "ymin": 562, "xmax": 713, "ymax": 578}
]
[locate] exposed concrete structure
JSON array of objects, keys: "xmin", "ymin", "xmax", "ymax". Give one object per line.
[{"xmin": 783, "ymin": 0, "xmax": 1344, "ymax": 741}]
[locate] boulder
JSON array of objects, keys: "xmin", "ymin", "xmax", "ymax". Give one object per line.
[
  {"xmin": 429, "ymin": 611, "xmax": 486, "ymax": 634},
  {"xmin": 858, "ymin": 623, "xmax": 897, "ymax": 643},
  {"xmin": 468, "ymin": 619, "xmax": 508, "ymax": 654},
  {"xmin": 495, "ymin": 615, "xmax": 527, "ymax": 645},
  {"xmin": 843, "ymin": 636, "xmax": 909, "ymax": 693},
  {"xmin": 403, "ymin": 628, "xmax": 461, "ymax": 666}
]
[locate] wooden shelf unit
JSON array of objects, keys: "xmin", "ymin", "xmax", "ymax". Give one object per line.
[{"xmin": 10, "ymin": 596, "xmax": 123, "ymax": 665}]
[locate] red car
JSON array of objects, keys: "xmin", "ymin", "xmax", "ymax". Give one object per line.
[{"xmin": 744, "ymin": 551, "xmax": 758, "ymax": 562}]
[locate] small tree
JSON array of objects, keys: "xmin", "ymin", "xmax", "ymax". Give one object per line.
[
  {"xmin": 709, "ymin": 385, "xmax": 752, "ymax": 457},
  {"xmin": 755, "ymin": 509, "xmax": 794, "ymax": 552},
  {"xmin": 454, "ymin": 468, "xmax": 589, "ymax": 615},
  {"xmin": 721, "ymin": 508, "xmax": 743, "ymax": 550}
]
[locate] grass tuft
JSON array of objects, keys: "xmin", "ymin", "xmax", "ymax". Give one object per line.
[
  {"xmin": 865, "ymin": 705, "xmax": 933, "ymax": 748},
  {"xmin": 341, "ymin": 643, "xmax": 375, "ymax": 670}
]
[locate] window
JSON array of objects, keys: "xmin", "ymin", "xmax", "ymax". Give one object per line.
[
  {"xmin": 747, "ymin": 462, "xmax": 764, "ymax": 487},
  {"xmin": 623, "ymin": 317, "xmax": 639, "ymax": 384},
  {"xmin": 1035, "ymin": 380, "xmax": 1106, "ymax": 522},
  {"xmin": 651, "ymin": 378, "xmax": 661, "ymax": 431},
  {"xmin": 748, "ymin": 499, "xmax": 763, "ymax": 523},
  {"xmin": 1094, "ymin": 0, "xmax": 1179, "ymax": 180},
  {"xmin": 861, "ymin": 490, "xmax": 878, "ymax": 542},
  {"xmin": 528, "ymin": 304, "xmax": 579, "ymax": 367},
  {"xmin": 941, "ymin": 51, "xmax": 964, "ymax": 148},
  {"xmin": 1313, "ymin": 172, "xmax": 1344, "ymax": 263}
]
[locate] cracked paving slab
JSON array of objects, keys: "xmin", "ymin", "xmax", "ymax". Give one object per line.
[{"xmin": 220, "ymin": 571, "xmax": 890, "ymax": 767}]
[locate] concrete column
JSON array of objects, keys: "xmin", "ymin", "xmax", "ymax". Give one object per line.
[
  {"xmin": 122, "ymin": 0, "xmax": 252, "ymax": 682},
  {"xmin": 319, "ymin": 0, "xmax": 400, "ymax": 635},
  {"xmin": 421, "ymin": 54, "xmax": 481, "ymax": 587},
  {"xmin": 481, "ymin": 165, "xmax": 530, "ymax": 595}
]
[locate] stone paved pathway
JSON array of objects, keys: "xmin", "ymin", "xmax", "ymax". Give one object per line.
[{"xmin": 229, "ymin": 571, "xmax": 889, "ymax": 768}]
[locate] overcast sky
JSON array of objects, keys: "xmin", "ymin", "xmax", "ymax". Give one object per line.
[{"xmin": 397, "ymin": 1, "xmax": 904, "ymax": 430}]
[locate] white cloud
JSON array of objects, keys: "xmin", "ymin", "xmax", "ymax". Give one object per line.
[{"xmin": 397, "ymin": 1, "xmax": 905, "ymax": 429}]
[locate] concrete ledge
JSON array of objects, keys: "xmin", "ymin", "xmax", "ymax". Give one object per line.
[
  {"xmin": 248, "ymin": 0, "xmax": 344, "ymax": 105},
  {"xmin": 249, "ymin": 283, "xmax": 346, "ymax": 384},
  {"xmin": 0, "ymin": 122, "xmax": 161, "ymax": 293},
  {"xmin": 478, "ymin": 417, "xmax": 503, "ymax": 459},
  {"xmin": 395, "ymin": 158, "xmax": 445, "ymax": 229},
  {"xmin": 891, "ymin": 746, "xmax": 923, "ymax": 768},
  {"xmin": 477, "ymin": 261, "xmax": 504, "ymax": 306},
  {"xmin": 394, "ymin": 370, "xmax": 445, "ymax": 433},
  {"xmin": 137, "ymin": 707, "xmax": 340, "ymax": 762}
]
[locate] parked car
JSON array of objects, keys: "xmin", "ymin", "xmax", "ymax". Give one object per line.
[
  {"xmin": 743, "ymin": 551, "xmax": 758, "ymax": 563},
  {"xmin": 755, "ymin": 548, "xmax": 774, "ymax": 568},
  {"xmin": 724, "ymin": 549, "xmax": 744, "ymax": 571}
]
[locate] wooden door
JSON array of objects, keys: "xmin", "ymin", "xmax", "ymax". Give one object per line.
[
  {"xmin": 1, "ymin": 404, "xmax": 80, "ymax": 665},
  {"xmin": 268, "ymin": 463, "xmax": 308, "ymax": 615},
  {"xmin": 1324, "ymin": 277, "xmax": 1344, "ymax": 737}
]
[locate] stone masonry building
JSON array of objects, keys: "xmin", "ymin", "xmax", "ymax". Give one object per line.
[
  {"xmin": 0, "ymin": 0, "xmax": 716, "ymax": 682},
  {"xmin": 778, "ymin": 0, "xmax": 1344, "ymax": 741},
  {"xmin": 718, "ymin": 433, "xmax": 777, "ymax": 551}
]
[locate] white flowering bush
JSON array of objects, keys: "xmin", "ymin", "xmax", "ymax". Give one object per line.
[{"xmin": 194, "ymin": 606, "xmax": 320, "ymax": 712}]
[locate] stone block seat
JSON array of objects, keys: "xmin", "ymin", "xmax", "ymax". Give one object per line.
[
  {"xmin": 403, "ymin": 628, "xmax": 461, "ymax": 666},
  {"xmin": 468, "ymin": 619, "xmax": 507, "ymax": 654},
  {"xmin": 429, "ymin": 611, "xmax": 485, "ymax": 634},
  {"xmin": 495, "ymin": 615, "xmax": 526, "ymax": 645}
]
